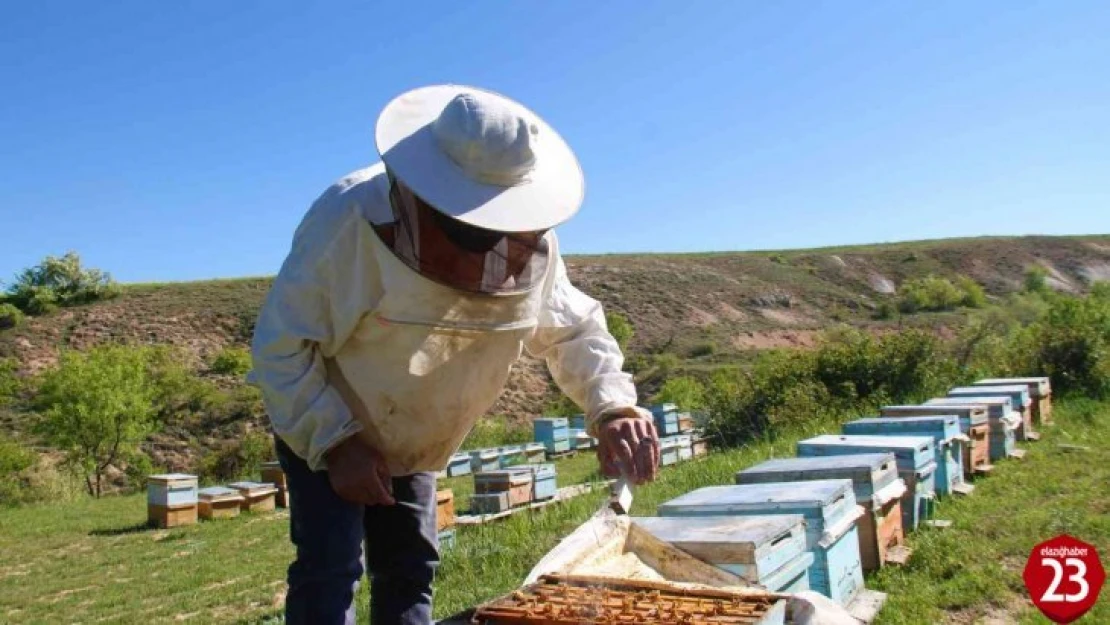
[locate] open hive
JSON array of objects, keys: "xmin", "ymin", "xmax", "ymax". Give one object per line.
[{"xmin": 472, "ymin": 574, "xmax": 785, "ymax": 624}]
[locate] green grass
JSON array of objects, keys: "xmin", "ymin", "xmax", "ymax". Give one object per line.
[{"xmin": 2, "ymin": 403, "xmax": 1108, "ymax": 623}]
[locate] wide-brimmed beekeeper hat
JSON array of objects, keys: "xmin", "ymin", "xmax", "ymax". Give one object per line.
[{"xmin": 375, "ymin": 84, "xmax": 585, "ymax": 234}]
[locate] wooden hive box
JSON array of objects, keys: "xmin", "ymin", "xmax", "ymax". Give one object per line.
[
  {"xmin": 797, "ymin": 435, "xmax": 936, "ymax": 532},
  {"xmin": 533, "ymin": 418, "xmax": 570, "ymax": 453},
  {"xmin": 497, "ymin": 445, "xmax": 526, "ymax": 468},
  {"xmin": 469, "ymin": 491, "xmax": 511, "ymax": 515},
  {"xmin": 927, "ymin": 396, "xmax": 1021, "ymax": 462},
  {"xmin": 659, "ymin": 437, "xmax": 680, "ymax": 466},
  {"xmin": 469, "ymin": 449, "xmax": 501, "ymax": 473},
  {"xmin": 228, "ymin": 481, "xmax": 278, "ymax": 513},
  {"xmin": 650, "ymin": 403, "xmax": 681, "ymax": 436},
  {"xmin": 147, "ymin": 473, "xmax": 198, "ymax": 529},
  {"xmin": 631, "ymin": 514, "xmax": 810, "ymax": 592},
  {"xmin": 198, "ymin": 486, "xmax": 245, "ymax": 520},
  {"xmin": 474, "ymin": 468, "xmax": 534, "ymax": 507},
  {"xmin": 259, "ymin": 461, "xmax": 288, "ymax": 507},
  {"xmin": 691, "ymin": 434, "xmax": 710, "ymax": 457},
  {"xmin": 736, "ymin": 453, "xmax": 907, "ymax": 574},
  {"xmin": 949, "ymin": 385, "xmax": 1037, "ymax": 442},
  {"xmin": 674, "ymin": 434, "xmax": 694, "ymax": 461},
  {"xmin": 974, "ymin": 377, "xmax": 1052, "ymax": 425},
  {"xmin": 436, "ymin": 489, "xmax": 455, "ymax": 532},
  {"xmin": 882, "ymin": 404, "xmax": 991, "ymax": 478},
  {"xmin": 446, "ymin": 453, "xmax": 472, "ymax": 477},
  {"xmin": 658, "ymin": 480, "xmax": 866, "ymax": 607},
  {"xmin": 843, "ymin": 416, "xmax": 970, "ymax": 497},
  {"xmin": 522, "ymin": 443, "xmax": 546, "ymax": 464},
  {"xmin": 677, "ymin": 413, "xmax": 696, "ymax": 433},
  {"xmin": 528, "ymin": 464, "xmax": 558, "ymax": 501}
]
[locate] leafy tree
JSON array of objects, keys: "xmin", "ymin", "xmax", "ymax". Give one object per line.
[
  {"xmin": 35, "ymin": 345, "xmax": 159, "ymax": 497},
  {"xmin": 0, "ymin": 303, "xmax": 24, "ymax": 329},
  {"xmin": 4, "ymin": 252, "xmax": 118, "ymax": 315}
]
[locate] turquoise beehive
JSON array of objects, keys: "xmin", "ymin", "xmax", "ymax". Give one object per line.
[
  {"xmin": 650, "ymin": 403, "xmax": 680, "ymax": 436},
  {"xmin": 533, "ymin": 418, "xmax": 570, "ymax": 453},
  {"xmin": 842, "ymin": 416, "xmax": 968, "ymax": 497},
  {"xmin": 926, "ymin": 396, "xmax": 1020, "ymax": 461},
  {"xmin": 632, "ymin": 515, "xmax": 812, "ymax": 593},
  {"xmin": 948, "ymin": 384, "xmax": 1036, "ymax": 441},
  {"xmin": 658, "ymin": 480, "xmax": 865, "ymax": 606},
  {"xmin": 446, "ymin": 453, "xmax": 472, "ymax": 477},
  {"xmin": 797, "ymin": 435, "xmax": 936, "ymax": 531}
]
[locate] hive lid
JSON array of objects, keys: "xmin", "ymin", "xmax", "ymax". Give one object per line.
[
  {"xmin": 800, "ymin": 433, "xmax": 934, "ymax": 453},
  {"xmin": 228, "ymin": 481, "xmax": 278, "ymax": 494},
  {"xmin": 843, "ymin": 416, "xmax": 962, "ymax": 443},
  {"xmin": 260, "ymin": 461, "xmax": 281, "ymax": 470},
  {"xmin": 975, "ymin": 377, "xmax": 1051, "ymax": 396},
  {"xmin": 198, "ymin": 486, "xmax": 244, "ymax": 501},
  {"xmin": 744, "ymin": 453, "xmax": 896, "ymax": 473},
  {"xmin": 147, "ymin": 473, "xmax": 197, "ymax": 485},
  {"xmin": 436, "ymin": 489, "xmax": 454, "ymax": 503},
  {"xmin": 659, "ymin": 479, "xmax": 855, "ymax": 512},
  {"xmin": 926, "ymin": 396, "xmax": 1012, "ymax": 415},
  {"xmin": 949, "ymin": 385, "xmax": 1030, "ymax": 407},
  {"xmin": 631, "ymin": 514, "xmax": 805, "ymax": 564}
]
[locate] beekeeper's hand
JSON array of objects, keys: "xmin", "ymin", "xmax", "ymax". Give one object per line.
[
  {"xmin": 324, "ymin": 435, "xmax": 396, "ymax": 506},
  {"xmin": 597, "ymin": 409, "xmax": 660, "ymax": 485}
]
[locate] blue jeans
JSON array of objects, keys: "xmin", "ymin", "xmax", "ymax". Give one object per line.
[{"xmin": 276, "ymin": 437, "xmax": 440, "ymax": 625}]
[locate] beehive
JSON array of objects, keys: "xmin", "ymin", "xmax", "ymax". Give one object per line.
[
  {"xmin": 147, "ymin": 473, "xmax": 198, "ymax": 529},
  {"xmin": 650, "ymin": 403, "xmax": 680, "ymax": 436},
  {"xmin": 569, "ymin": 414, "xmax": 586, "ymax": 430},
  {"xmin": 528, "ymin": 464, "xmax": 558, "ymax": 501},
  {"xmin": 881, "ymin": 404, "xmax": 991, "ymax": 478},
  {"xmin": 470, "ymin": 492, "xmax": 511, "ymax": 515},
  {"xmin": 522, "ymin": 443, "xmax": 547, "ymax": 464},
  {"xmin": 948, "ymin": 385, "xmax": 1037, "ymax": 442},
  {"xmin": 842, "ymin": 416, "xmax": 969, "ymax": 497},
  {"xmin": 197, "ymin": 486, "xmax": 244, "ymax": 520},
  {"xmin": 260, "ymin": 461, "xmax": 288, "ymax": 508},
  {"xmin": 473, "ymin": 574, "xmax": 787, "ymax": 625},
  {"xmin": 659, "ymin": 437, "xmax": 680, "ymax": 466},
  {"xmin": 228, "ymin": 481, "xmax": 279, "ymax": 513},
  {"xmin": 567, "ymin": 429, "xmax": 595, "ymax": 450},
  {"xmin": 470, "ymin": 449, "xmax": 501, "ymax": 473},
  {"xmin": 447, "ymin": 453, "xmax": 473, "ymax": 477},
  {"xmin": 675, "ymin": 434, "xmax": 694, "ymax": 461},
  {"xmin": 534, "ymin": 418, "xmax": 570, "ymax": 454},
  {"xmin": 498, "ymin": 445, "xmax": 526, "ymax": 468},
  {"xmin": 437, "ymin": 489, "xmax": 455, "ymax": 531},
  {"xmin": 975, "ymin": 377, "xmax": 1052, "ymax": 425},
  {"xmin": 691, "ymin": 435, "xmax": 710, "ymax": 457},
  {"xmin": 735, "ymin": 454, "xmax": 907, "ymax": 574},
  {"xmin": 797, "ymin": 435, "xmax": 936, "ymax": 531},
  {"xmin": 927, "ymin": 396, "xmax": 1021, "ymax": 462},
  {"xmin": 474, "ymin": 468, "xmax": 534, "ymax": 507},
  {"xmin": 658, "ymin": 480, "xmax": 865, "ymax": 606},
  {"xmin": 678, "ymin": 413, "xmax": 696, "ymax": 433},
  {"xmin": 632, "ymin": 515, "xmax": 811, "ymax": 592}
]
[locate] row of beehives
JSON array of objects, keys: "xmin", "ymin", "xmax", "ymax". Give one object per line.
[
  {"xmin": 145, "ymin": 461, "xmax": 289, "ymax": 529},
  {"xmin": 623, "ymin": 376, "xmax": 1052, "ymax": 610}
]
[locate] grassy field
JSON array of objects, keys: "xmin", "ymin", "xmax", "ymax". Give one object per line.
[{"xmin": 2, "ymin": 402, "xmax": 1107, "ymax": 624}]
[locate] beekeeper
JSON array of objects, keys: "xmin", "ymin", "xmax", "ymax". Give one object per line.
[{"xmin": 249, "ymin": 84, "xmax": 660, "ymax": 625}]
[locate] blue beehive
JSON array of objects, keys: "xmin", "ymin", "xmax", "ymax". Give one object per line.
[
  {"xmin": 469, "ymin": 449, "xmax": 501, "ymax": 473},
  {"xmin": 842, "ymin": 416, "xmax": 968, "ymax": 497},
  {"xmin": 498, "ymin": 445, "xmax": 526, "ymax": 468},
  {"xmin": 147, "ymin": 473, "xmax": 198, "ymax": 507},
  {"xmin": 632, "ymin": 515, "xmax": 812, "ymax": 592},
  {"xmin": 528, "ymin": 464, "xmax": 558, "ymax": 500},
  {"xmin": 797, "ymin": 435, "xmax": 936, "ymax": 531},
  {"xmin": 570, "ymin": 414, "xmax": 586, "ymax": 430},
  {"xmin": 650, "ymin": 403, "xmax": 680, "ymax": 436},
  {"xmin": 446, "ymin": 453, "xmax": 472, "ymax": 477},
  {"xmin": 948, "ymin": 385, "xmax": 1036, "ymax": 441},
  {"xmin": 522, "ymin": 443, "xmax": 547, "ymax": 463},
  {"xmin": 658, "ymin": 480, "xmax": 865, "ymax": 606},
  {"xmin": 660, "ymin": 437, "xmax": 680, "ymax": 466},
  {"xmin": 926, "ymin": 396, "xmax": 1020, "ymax": 461},
  {"xmin": 534, "ymin": 417, "xmax": 570, "ymax": 453}
]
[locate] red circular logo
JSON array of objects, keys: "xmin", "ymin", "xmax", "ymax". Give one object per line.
[{"xmin": 1023, "ymin": 535, "xmax": 1105, "ymax": 623}]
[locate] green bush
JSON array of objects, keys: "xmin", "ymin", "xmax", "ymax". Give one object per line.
[
  {"xmin": 210, "ymin": 346, "xmax": 252, "ymax": 376},
  {"xmin": 4, "ymin": 252, "xmax": 119, "ymax": 315},
  {"xmin": 688, "ymin": 341, "xmax": 717, "ymax": 358},
  {"xmin": 0, "ymin": 303, "xmax": 24, "ymax": 329},
  {"xmin": 1017, "ymin": 285, "xmax": 1110, "ymax": 398},
  {"xmin": 873, "ymin": 300, "xmax": 897, "ymax": 320},
  {"xmin": 653, "ymin": 352, "xmax": 681, "ymax": 376},
  {"xmin": 1024, "ymin": 266, "xmax": 1050, "ymax": 294},
  {"xmin": 462, "ymin": 418, "xmax": 532, "ymax": 450},
  {"xmin": 653, "ymin": 376, "xmax": 707, "ymax": 412},
  {"xmin": 605, "ymin": 311, "xmax": 634, "ymax": 349},
  {"xmin": 0, "ymin": 357, "xmax": 20, "ymax": 408},
  {"xmin": 898, "ymin": 274, "xmax": 982, "ymax": 313},
  {"xmin": 34, "ymin": 344, "xmax": 161, "ymax": 497},
  {"xmin": 198, "ymin": 430, "xmax": 275, "ymax": 483}
]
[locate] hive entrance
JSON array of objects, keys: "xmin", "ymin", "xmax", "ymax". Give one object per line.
[{"xmin": 473, "ymin": 574, "xmax": 779, "ymax": 624}]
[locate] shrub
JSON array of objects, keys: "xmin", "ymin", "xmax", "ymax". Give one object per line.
[
  {"xmin": 653, "ymin": 376, "xmax": 707, "ymax": 412},
  {"xmin": 34, "ymin": 344, "xmax": 161, "ymax": 497},
  {"xmin": 462, "ymin": 418, "xmax": 532, "ymax": 450},
  {"xmin": 955, "ymin": 275, "xmax": 987, "ymax": 308},
  {"xmin": 653, "ymin": 352, "xmax": 681, "ymax": 376},
  {"xmin": 898, "ymin": 275, "xmax": 968, "ymax": 313},
  {"xmin": 4, "ymin": 252, "xmax": 119, "ymax": 315},
  {"xmin": 688, "ymin": 341, "xmax": 717, "ymax": 358},
  {"xmin": 198, "ymin": 430, "xmax": 275, "ymax": 482},
  {"xmin": 0, "ymin": 303, "xmax": 24, "ymax": 329},
  {"xmin": 605, "ymin": 311, "xmax": 635, "ymax": 349},
  {"xmin": 1018, "ymin": 287, "xmax": 1110, "ymax": 398},
  {"xmin": 1024, "ymin": 266, "xmax": 1050, "ymax": 294},
  {"xmin": 0, "ymin": 357, "xmax": 20, "ymax": 408},
  {"xmin": 210, "ymin": 346, "xmax": 252, "ymax": 376},
  {"xmin": 874, "ymin": 300, "xmax": 897, "ymax": 320}
]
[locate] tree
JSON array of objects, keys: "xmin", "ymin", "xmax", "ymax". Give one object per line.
[
  {"xmin": 4, "ymin": 251, "xmax": 118, "ymax": 315},
  {"xmin": 653, "ymin": 376, "xmax": 707, "ymax": 411},
  {"xmin": 35, "ymin": 345, "xmax": 159, "ymax": 497},
  {"xmin": 605, "ymin": 311, "xmax": 634, "ymax": 348}
]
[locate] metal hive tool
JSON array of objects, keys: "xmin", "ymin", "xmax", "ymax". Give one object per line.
[{"xmin": 471, "ymin": 574, "xmax": 784, "ymax": 624}]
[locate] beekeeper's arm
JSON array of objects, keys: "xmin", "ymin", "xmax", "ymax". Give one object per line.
[
  {"xmin": 525, "ymin": 251, "xmax": 659, "ymax": 483},
  {"xmin": 249, "ymin": 204, "xmax": 370, "ymax": 472}
]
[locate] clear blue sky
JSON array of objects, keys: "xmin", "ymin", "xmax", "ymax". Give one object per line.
[{"xmin": 2, "ymin": 2, "xmax": 1108, "ymax": 284}]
